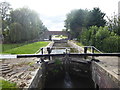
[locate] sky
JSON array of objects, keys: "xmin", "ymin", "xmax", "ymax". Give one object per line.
[{"xmin": 1, "ymin": 0, "xmax": 120, "ymax": 31}]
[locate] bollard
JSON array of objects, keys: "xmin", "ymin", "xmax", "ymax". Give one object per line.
[
  {"xmin": 65, "ymin": 48, "xmax": 67, "ymax": 54},
  {"xmin": 84, "ymin": 47, "xmax": 87, "ymax": 59},
  {"xmin": 41, "ymin": 48, "xmax": 43, "ymax": 55},
  {"xmin": 92, "ymin": 46, "xmax": 95, "ymax": 53},
  {"xmin": 47, "ymin": 47, "xmax": 51, "ymax": 60},
  {"xmin": 84, "ymin": 46, "xmax": 87, "ymax": 53},
  {"xmin": 92, "ymin": 47, "xmax": 95, "ymax": 59},
  {"xmin": 47, "ymin": 47, "xmax": 51, "ymax": 54}
]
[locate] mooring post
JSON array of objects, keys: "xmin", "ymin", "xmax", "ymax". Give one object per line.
[
  {"xmin": 41, "ymin": 48, "xmax": 43, "ymax": 55},
  {"xmin": 92, "ymin": 46, "xmax": 95, "ymax": 53},
  {"xmin": 92, "ymin": 46, "xmax": 95, "ymax": 59},
  {"xmin": 84, "ymin": 46, "xmax": 87, "ymax": 53},
  {"xmin": 84, "ymin": 46, "xmax": 87, "ymax": 59},
  {"xmin": 65, "ymin": 48, "xmax": 68, "ymax": 54},
  {"xmin": 47, "ymin": 47, "xmax": 51, "ymax": 60}
]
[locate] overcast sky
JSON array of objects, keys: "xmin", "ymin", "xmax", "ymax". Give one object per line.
[{"xmin": 1, "ymin": 0, "xmax": 120, "ymax": 31}]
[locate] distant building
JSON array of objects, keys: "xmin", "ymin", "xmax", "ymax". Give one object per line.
[{"xmin": 118, "ymin": 1, "xmax": 120, "ymax": 17}]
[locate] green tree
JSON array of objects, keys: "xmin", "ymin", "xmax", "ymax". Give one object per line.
[
  {"xmin": 107, "ymin": 14, "xmax": 120, "ymax": 35},
  {"xmin": 95, "ymin": 26, "xmax": 111, "ymax": 50},
  {"xmin": 0, "ymin": 2, "xmax": 12, "ymax": 20},
  {"xmin": 0, "ymin": 1, "xmax": 12, "ymax": 39},
  {"xmin": 79, "ymin": 26, "xmax": 99, "ymax": 46},
  {"xmin": 8, "ymin": 22, "xmax": 23, "ymax": 43},
  {"xmin": 64, "ymin": 9, "xmax": 90, "ymax": 38},
  {"xmin": 88, "ymin": 7, "xmax": 106, "ymax": 27},
  {"xmin": 79, "ymin": 26, "xmax": 119, "ymax": 52},
  {"xmin": 8, "ymin": 7, "xmax": 47, "ymax": 43},
  {"xmin": 64, "ymin": 8, "xmax": 106, "ymax": 39}
]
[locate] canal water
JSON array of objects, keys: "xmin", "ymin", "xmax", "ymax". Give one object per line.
[
  {"xmin": 44, "ymin": 72, "xmax": 94, "ymax": 88},
  {"xmin": 51, "ymin": 42, "xmax": 78, "ymax": 54},
  {"xmin": 44, "ymin": 42, "xmax": 94, "ymax": 88}
]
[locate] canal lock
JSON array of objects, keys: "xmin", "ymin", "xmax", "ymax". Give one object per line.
[
  {"xmin": 43, "ymin": 55, "xmax": 94, "ymax": 88},
  {"xmin": 29, "ymin": 41, "xmax": 95, "ymax": 89}
]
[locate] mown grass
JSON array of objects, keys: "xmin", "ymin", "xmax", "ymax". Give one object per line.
[
  {"xmin": 0, "ymin": 79, "xmax": 18, "ymax": 89},
  {"xmin": 3, "ymin": 41, "xmax": 49, "ymax": 54},
  {"xmin": 75, "ymin": 42, "xmax": 84, "ymax": 46},
  {"xmin": 1, "ymin": 43, "xmax": 26, "ymax": 52}
]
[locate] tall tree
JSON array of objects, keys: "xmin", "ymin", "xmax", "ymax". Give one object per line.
[
  {"xmin": 0, "ymin": 2, "xmax": 12, "ymax": 39},
  {"xmin": 88, "ymin": 7, "xmax": 106, "ymax": 27},
  {"xmin": 64, "ymin": 9, "xmax": 89, "ymax": 38},
  {"xmin": 8, "ymin": 7, "xmax": 47, "ymax": 43},
  {"xmin": 106, "ymin": 14, "xmax": 120, "ymax": 35},
  {"xmin": 0, "ymin": 2, "xmax": 12, "ymax": 20},
  {"xmin": 9, "ymin": 22, "xmax": 23, "ymax": 43},
  {"xmin": 64, "ymin": 8, "xmax": 106, "ymax": 39}
]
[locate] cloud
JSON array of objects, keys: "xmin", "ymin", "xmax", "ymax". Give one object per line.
[
  {"xmin": 4, "ymin": 0, "xmax": 120, "ymax": 31},
  {"xmin": 40, "ymin": 14, "xmax": 65, "ymax": 31}
]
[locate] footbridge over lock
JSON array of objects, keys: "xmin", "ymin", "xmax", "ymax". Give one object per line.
[
  {"xmin": 1, "ymin": 40, "xmax": 120, "ymax": 89},
  {"xmin": 40, "ymin": 31, "xmax": 71, "ymax": 40}
]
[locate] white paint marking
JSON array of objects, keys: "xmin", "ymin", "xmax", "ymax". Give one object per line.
[{"xmin": 0, "ymin": 54, "xmax": 17, "ymax": 59}]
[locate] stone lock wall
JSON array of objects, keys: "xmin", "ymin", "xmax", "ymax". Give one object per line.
[{"xmin": 28, "ymin": 64, "xmax": 45, "ymax": 90}]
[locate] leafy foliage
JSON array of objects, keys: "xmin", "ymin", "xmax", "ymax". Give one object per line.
[
  {"xmin": 1, "ymin": 1, "xmax": 48, "ymax": 43},
  {"xmin": 88, "ymin": 8, "xmax": 106, "ymax": 27},
  {"xmin": 107, "ymin": 14, "xmax": 120, "ymax": 35},
  {"xmin": 64, "ymin": 8, "xmax": 106, "ymax": 38},
  {"xmin": 79, "ymin": 26, "xmax": 119, "ymax": 53},
  {"xmin": 103, "ymin": 36, "xmax": 120, "ymax": 52},
  {"xmin": 54, "ymin": 59, "xmax": 62, "ymax": 65},
  {"xmin": 0, "ymin": 1, "xmax": 12, "ymax": 38},
  {"xmin": 0, "ymin": 2, "xmax": 12, "ymax": 20}
]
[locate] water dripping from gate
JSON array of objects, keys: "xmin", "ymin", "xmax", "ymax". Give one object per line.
[{"xmin": 64, "ymin": 72, "xmax": 73, "ymax": 88}]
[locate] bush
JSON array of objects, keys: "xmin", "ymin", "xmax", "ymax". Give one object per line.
[
  {"xmin": 103, "ymin": 36, "xmax": 120, "ymax": 53},
  {"xmin": 79, "ymin": 26, "xmax": 119, "ymax": 53}
]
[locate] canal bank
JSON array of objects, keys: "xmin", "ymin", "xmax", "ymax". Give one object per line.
[
  {"xmin": 28, "ymin": 40, "xmax": 95, "ymax": 89},
  {"xmin": 2, "ymin": 40, "xmax": 119, "ymax": 89},
  {"xmin": 29, "ymin": 40, "xmax": 119, "ymax": 89}
]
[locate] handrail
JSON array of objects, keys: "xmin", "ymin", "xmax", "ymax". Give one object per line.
[
  {"xmin": 92, "ymin": 46, "xmax": 103, "ymax": 54},
  {"xmin": 81, "ymin": 46, "xmax": 102, "ymax": 53},
  {"xmin": 35, "ymin": 46, "xmax": 102, "ymax": 55}
]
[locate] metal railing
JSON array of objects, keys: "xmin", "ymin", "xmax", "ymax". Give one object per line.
[
  {"xmin": 81, "ymin": 46, "xmax": 103, "ymax": 54},
  {"xmin": 35, "ymin": 46, "xmax": 102, "ymax": 55}
]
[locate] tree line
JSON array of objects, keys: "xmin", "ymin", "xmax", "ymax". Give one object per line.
[
  {"xmin": 64, "ymin": 8, "xmax": 120, "ymax": 53},
  {"xmin": 0, "ymin": 2, "xmax": 48, "ymax": 43}
]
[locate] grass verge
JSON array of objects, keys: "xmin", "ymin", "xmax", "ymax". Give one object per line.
[
  {"xmin": 0, "ymin": 79, "xmax": 18, "ymax": 89},
  {"xmin": 75, "ymin": 42, "xmax": 84, "ymax": 46},
  {"xmin": 3, "ymin": 41, "xmax": 49, "ymax": 54},
  {"xmin": 1, "ymin": 43, "xmax": 26, "ymax": 52}
]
